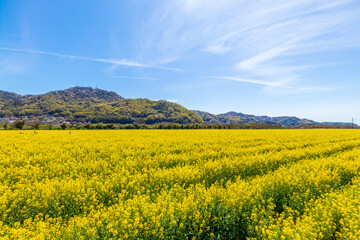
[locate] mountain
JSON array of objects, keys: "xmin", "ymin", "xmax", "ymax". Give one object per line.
[
  {"xmin": 192, "ymin": 110, "xmax": 356, "ymax": 127},
  {"xmin": 0, "ymin": 87, "xmax": 123, "ymax": 117},
  {"xmin": 0, "ymin": 87, "xmax": 203, "ymax": 124},
  {"xmin": 0, "ymin": 87, "xmax": 355, "ymax": 126},
  {"xmin": 74, "ymin": 98, "xmax": 203, "ymax": 124}
]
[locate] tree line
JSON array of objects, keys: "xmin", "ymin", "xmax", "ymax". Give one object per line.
[{"xmin": 1, "ymin": 121, "xmax": 283, "ymax": 130}]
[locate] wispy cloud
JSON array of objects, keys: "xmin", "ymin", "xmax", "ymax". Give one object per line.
[
  {"xmin": 209, "ymin": 76, "xmax": 289, "ymax": 87},
  {"xmin": 235, "ymin": 45, "xmax": 293, "ymax": 71},
  {"xmin": 231, "ymin": 2, "xmax": 360, "ymax": 85},
  {"xmin": 0, "ymin": 47, "xmax": 182, "ymax": 71},
  {"xmin": 141, "ymin": 0, "xmax": 360, "ymax": 92},
  {"xmin": 210, "ymin": 76, "xmax": 333, "ymax": 94},
  {"xmin": 110, "ymin": 76, "xmax": 159, "ymax": 81}
]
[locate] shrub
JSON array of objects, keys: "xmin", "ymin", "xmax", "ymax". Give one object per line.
[
  {"xmin": 13, "ymin": 120, "xmax": 25, "ymax": 130},
  {"xmin": 60, "ymin": 123, "xmax": 67, "ymax": 130}
]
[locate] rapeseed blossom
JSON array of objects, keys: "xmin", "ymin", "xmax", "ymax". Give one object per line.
[{"xmin": 0, "ymin": 129, "xmax": 360, "ymax": 239}]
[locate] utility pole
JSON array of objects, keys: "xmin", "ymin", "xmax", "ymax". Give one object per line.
[{"xmin": 352, "ymin": 117, "xmax": 354, "ymax": 129}]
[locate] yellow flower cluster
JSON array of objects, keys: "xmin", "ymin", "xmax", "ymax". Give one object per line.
[{"xmin": 0, "ymin": 129, "xmax": 360, "ymax": 239}]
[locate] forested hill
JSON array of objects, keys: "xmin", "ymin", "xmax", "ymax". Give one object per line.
[
  {"xmin": 0, "ymin": 87, "xmax": 355, "ymax": 126},
  {"xmin": 0, "ymin": 87, "xmax": 123, "ymax": 117},
  {"xmin": 0, "ymin": 87, "xmax": 203, "ymax": 124},
  {"xmin": 192, "ymin": 110, "xmax": 357, "ymax": 127}
]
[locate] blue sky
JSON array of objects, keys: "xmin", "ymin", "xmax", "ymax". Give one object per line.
[{"xmin": 1, "ymin": 0, "xmax": 360, "ymax": 123}]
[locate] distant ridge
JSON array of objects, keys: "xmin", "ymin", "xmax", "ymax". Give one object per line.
[
  {"xmin": 192, "ymin": 110, "xmax": 357, "ymax": 127},
  {"xmin": 0, "ymin": 87, "xmax": 356, "ymax": 126}
]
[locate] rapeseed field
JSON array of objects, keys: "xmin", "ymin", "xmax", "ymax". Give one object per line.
[{"xmin": 1, "ymin": 129, "xmax": 360, "ymax": 239}]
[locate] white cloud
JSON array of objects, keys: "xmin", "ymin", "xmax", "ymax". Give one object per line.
[
  {"xmin": 210, "ymin": 76, "xmax": 333, "ymax": 94},
  {"xmin": 0, "ymin": 47, "xmax": 182, "ymax": 71},
  {"xmin": 141, "ymin": 0, "xmax": 360, "ymax": 92},
  {"xmin": 210, "ymin": 76, "xmax": 287, "ymax": 87},
  {"xmin": 236, "ymin": 45, "xmax": 293, "ymax": 71}
]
